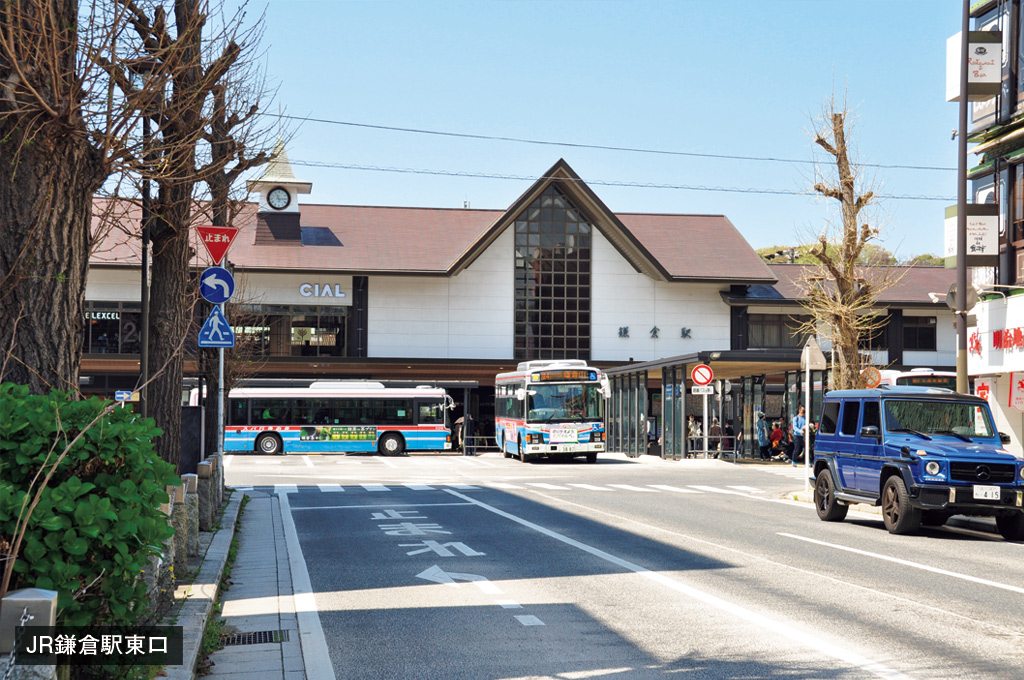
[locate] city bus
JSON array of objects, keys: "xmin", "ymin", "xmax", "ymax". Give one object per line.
[
  {"xmin": 222, "ymin": 381, "xmax": 454, "ymax": 455},
  {"xmin": 878, "ymin": 368, "xmax": 957, "ymax": 391},
  {"xmin": 494, "ymin": 360, "xmax": 609, "ymax": 463}
]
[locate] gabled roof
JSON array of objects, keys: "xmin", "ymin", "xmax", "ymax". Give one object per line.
[
  {"xmin": 726, "ymin": 263, "xmax": 956, "ymax": 308},
  {"xmin": 88, "ymin": 160, "xmax": 778, "ymax": 283}
]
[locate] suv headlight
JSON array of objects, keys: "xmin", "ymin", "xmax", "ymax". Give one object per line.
[
  {"xmin": 925, "ymin": 461, "xmax": 941, "ymax": 476},
  {"xmin": 1020, "ymin": 466, "xmax": 1024, "ymax": 481}
]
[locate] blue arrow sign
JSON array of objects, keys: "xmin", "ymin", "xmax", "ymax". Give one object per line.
[
  {"xmin": 200, "ymin": 266, "xmax": 235, "ymax": 304},
  {"xmin": 198, "ymin": 306, "xmax": 235, "ymax": 348},
  {"xmin": 115, "ymin": 391, "xmax": 132, "ymax": 402}
]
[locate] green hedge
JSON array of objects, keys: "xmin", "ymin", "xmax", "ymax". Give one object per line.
[{"xmin": 0, "ymin": 384, "xmax": 179, "ymax": 626}]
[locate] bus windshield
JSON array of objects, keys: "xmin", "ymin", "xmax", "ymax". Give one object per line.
[
  {"xmin": 527, "ymin": 383, "xmax": 604, "ymax": 422},
  {"xmin": 884, "ymin": 399, "xmax": 995, "ymax": 439}
]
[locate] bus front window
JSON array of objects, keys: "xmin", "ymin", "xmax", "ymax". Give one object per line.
[{"xmin": 528, "ymin": 384, "xmax": 603, "ymax": 421}]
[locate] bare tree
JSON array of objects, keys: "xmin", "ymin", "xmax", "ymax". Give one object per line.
[{"xmin": 800, "ymin": 99, "xmax": 905, "ymax": 390}]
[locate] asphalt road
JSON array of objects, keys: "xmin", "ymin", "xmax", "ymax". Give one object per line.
[{"xmin": 225, "ymin": 451, "xmax": 1024, "ymax": 680}]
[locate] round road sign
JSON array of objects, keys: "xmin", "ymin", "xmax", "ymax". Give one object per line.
[
  {"xmin": 861, "ymin": 366, "xmax": 882, "ymax": 389},
  {"xmin": 691, "ymin": 363, "xmax": 714, "ymax": 386}
]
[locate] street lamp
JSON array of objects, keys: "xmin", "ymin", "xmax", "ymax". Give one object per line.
[
  {"xmin": 956, "ymin": 0, "xmax": 969, "ymax": 394},
  {"xmin": 131, "ymin": 58, "xmax": 159, "ymax": 418}
]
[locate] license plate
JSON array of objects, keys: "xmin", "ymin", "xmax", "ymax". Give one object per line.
[
  {"xmin": 973, "ymin": 485, "xmax": 1001, "ymax": 501},
  {"xmin": 560, "ymin": 444, "xmax": 580, "ymax": 452},
  {"xmin": 549, "ymin": 428, "xmax": 577, "ymax": 443}
]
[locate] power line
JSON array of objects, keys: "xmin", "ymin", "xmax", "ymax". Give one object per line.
[
  {"xmin": 290, "ymin": 159, "xmax": 955, "ymax": 202},
  {"xmin": 279, "ymin": 113, "xmax": 956, "ymax": 172}
]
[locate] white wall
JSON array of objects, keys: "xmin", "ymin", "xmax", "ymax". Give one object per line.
[
  {"xmin": 977, "ymin": 375, "xmax": 1024, "ymax": 458},
  {"xmin": 903, "ymin": 310, "xmax": 956, "ymax": 368},
  {"xmin": 367, "ymin": 229, "xmax": 514, "ymax": 359},
  {"xmin": 590, "ymin": 229, "xmax": 730, "ymax": 361},
  {"xmin": 85, "ymin": 268, "xmax": 139, "ymax": 301}
]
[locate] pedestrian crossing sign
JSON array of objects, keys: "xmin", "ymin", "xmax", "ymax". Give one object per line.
[{"xmin": 198, "ymin": 306, "xmax": 235, "ymax": 348}]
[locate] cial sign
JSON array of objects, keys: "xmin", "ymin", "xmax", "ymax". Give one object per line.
[{"xmin": 691, "ymin": 364, "xmax": 714, "ymax": 386}]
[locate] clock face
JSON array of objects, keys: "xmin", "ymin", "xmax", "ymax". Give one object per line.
[{"xmin": 268, "ymin": 187, "xmax": 290, "ymax": 210}]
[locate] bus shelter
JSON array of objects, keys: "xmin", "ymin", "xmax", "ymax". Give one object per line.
[{"xmin": 604, "ymin": 349, "xmax": 830, "ymax": 459}]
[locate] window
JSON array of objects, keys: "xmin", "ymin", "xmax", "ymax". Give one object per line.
[
  {"xmin": 903, "ymin": 316, "xmax": 937, "ymax": 351},
  {"xmin": 840, "ymin": 402, "xmax": 861, "ymax": 436},
  {"xmin": 229, "ymin": 399, "xmax": 249, "ymax": 426},
  {"xmin": 748, "ymin": 314, "xmax": 811, "ymax": 349},
  {"xmin": 513, "ymin": 186, "xmax": 592, "ymax": 360},
  {"xmin": 418, "ymin": 401, "xmax": 444, "ymax": 425},
  {"xmin": 862, "ymin": 401, "xmax": 880, "ymax": 431},
  {"xmin": 819, "ymin": 402, "xmax": 840, "ymax": 435}
]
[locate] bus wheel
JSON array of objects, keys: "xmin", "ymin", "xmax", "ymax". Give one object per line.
[
  {"xmin": 379, "ymin": 433, "xmax": 405, "ymax": 456},
  {"xmin": 586, "ymin": 452, "xmax": 598, "ymax": 464},
  {"xmin": 518, "ymin": 442, "xmax": 528, "ymax": 463},
  {"xmin": 501, "ymin": 437, "xmax": 512, "ymax": 459},
  {"xmin": 256, "ymin": 433, "xmax": 282, "ymax": 455}
]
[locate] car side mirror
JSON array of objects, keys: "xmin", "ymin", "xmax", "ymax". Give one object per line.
[
  {"xmin": 900, "ymin": 445, "xmax": 913, "ymax": 459},
  {"xmin": 859, "ymin": 425, "xmax": 880, "ymax": 439},
  {"xmin": 999, "ymin": 431, "xmax": 1011, "ymax": 444}
]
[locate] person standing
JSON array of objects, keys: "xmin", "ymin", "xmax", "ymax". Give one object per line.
[
  {"xmin": 709, "ymin": 418, "xmax": 723, "ymax": 457},
  {"xmin": 755, "ymin": 412, "xmax": 771, "ymax": 461},
  {"xmin": 791, "ymin": 405, "xmax": 807, "ymax": 467}
]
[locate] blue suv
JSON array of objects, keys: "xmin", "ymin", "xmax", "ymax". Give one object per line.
[{"xmin": 812, "ymin": 386, "xmax": 1024, "ymax": 540}]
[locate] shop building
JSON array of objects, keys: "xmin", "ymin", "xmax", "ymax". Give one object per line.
[{"xmin": 84, "ymin": 147, "xmax": 955, "ymax": 454}]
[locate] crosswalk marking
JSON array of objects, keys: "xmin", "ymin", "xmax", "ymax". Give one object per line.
[
  {"xmin": 568, "ymin": 484, "xmax": 610, "ymax": 491},
  {"xmin": 317, "ymin": 484, "xmax": 344, "ymax": 492},
  {"xmin": 446, "ymin": 484, "xmax": 480, "ymax": 490},
  {"xmin": 274, "ymin": 484, "xmax": 297, "ymax": 494},
  {"xmin": 688, "ymin": 485, "xmax": 745, "ymax": 495},
  {"xmin": 361, "ymin": 483, "xmax": 390, "ymax": 492},
  {"xmin": 404, "ymin": 483, "xmax": 435, "ymax": 491},
  {"xmin": 608, "ymin": 484, "xmax": 657, "ymax": 492},
  {"xmin": 649, "ymin": 485, "xmax": 700, "ymax": 493},
  {"xmin": 526, "ymin": 483, "xmax": 570, "ymax": 490},
  {"xmin": 486, "ymin": 482, "xmax": 525, "ymax": 489}
]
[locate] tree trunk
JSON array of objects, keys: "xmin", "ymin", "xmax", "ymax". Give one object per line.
[{"xmin": 0, "ymin": 0, "xmax": 105, "ymax": 393}]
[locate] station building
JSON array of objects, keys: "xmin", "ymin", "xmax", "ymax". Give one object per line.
[{"xmin": 84, "ymin": 147, "xmax": 956, "ymax": 456}]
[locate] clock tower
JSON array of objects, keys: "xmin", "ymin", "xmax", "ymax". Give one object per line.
[{"xmin": 247, "ymin": 140, "xmax": 312, "ymax": 244}]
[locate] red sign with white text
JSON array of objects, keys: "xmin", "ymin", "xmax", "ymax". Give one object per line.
[{"xmin": 196, "ymin": 226, "xmax": 239, "ymax": 265}]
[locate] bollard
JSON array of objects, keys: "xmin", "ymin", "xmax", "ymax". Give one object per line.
[
  {"xmin": 169, "ymin": 484, "xmax": 188, "ymax": 577},
  {"xmin": 209, "ymin": 455, "xmax": 222, "ymax": 509},
  {"xmin": 196, "ymin": 461, "xmax": 213, "ymax": 531},
  {"xmin": 156, "ymin": 490, "xmax": 175, "ymax": 595},
  {"xmin": 0, "ymin": 588, "xmax": 57, "ymax": 654},
  {"xmin": 182, "ymin": 473, "xmax": 200, "ymax": 556}
]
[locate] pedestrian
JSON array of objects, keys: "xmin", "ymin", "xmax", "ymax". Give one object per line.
[
  {"xmin": 723, "ymin": 420, "xmax": 735, "ymax": 453},
  {"xmin": 756, "ymin": 411, "xmax": 771, "ymax": 460},
  {"xmin": 709, "ymin": 418, "xmax": 723, "ymax": 457},
  {"xmin": 770, "ymin": 420, "xmax": 787, "ymax": 461},
  {"xmin": 791, "ymin": 405, "xmax": 808, "ymax": 466},
  {"xmin": 687, "ymin": 415, "xmax": 700, "ymax": 457}
]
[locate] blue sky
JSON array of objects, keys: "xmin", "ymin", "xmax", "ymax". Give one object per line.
[{"xmin": 253, "ymin": 0, "xmax": 960, "ymax": 258}]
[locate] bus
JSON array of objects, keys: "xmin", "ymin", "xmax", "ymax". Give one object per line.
[
  {"xmin": 223, "ymin": 381, "xmax": 454, "ymax": 455},
  {"xmin": 878, "ymin": 368, "xmax": 957, "ymax": 391},
  {"xmin": 495, "ymin": 360, "xmax": 609, "ymax": 463}
]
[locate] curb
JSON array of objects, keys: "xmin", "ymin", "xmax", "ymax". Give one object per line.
[{"xmin": 164, "ymin": 492, "xmax": 243, "ymax": 680}]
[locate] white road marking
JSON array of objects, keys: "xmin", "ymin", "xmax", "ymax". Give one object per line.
[
  {"xmin": 608, "ymin": 484, "xmax": 657, "ymax": 492},
  {"xmin": 688, "ymin": 485, "xmax": 745, "ymax": 495},
  {"xmin": 447, "ymin": 489, "xmax": 913, "ymax": 680},
  {"xmin": 568, "ymin": 484, "xmax": 610, "ymax": 491},
  {"xmin": 416, "ymin": 565, "xmax": 503, "ymax": 594},
  {"xmin": 278, "ymin": 493, "xmax": 337, "ymax": 679},
  {"xmin": 649, "ymin": 485, "xmax": 700, "ymax": 494},
  {"xmin": 496, "ymin": 600, "xmax": 523, "ymax": 609},
  {"xmin": 255, "ymin": 460, "xmax": 283, "ymax": 465},
  {"xmin": 361, "ymin": 484, "xmax": 390, "ymax": 492},
  {"xmin": 486, "ymin": 482, "xmax": 525, "ymax": 490},
  {"xmin": 728, "ymin": 486, "xmax": 763, "ymax": 493},
  {"xmin": 405, "ymin": 484, "xmax": 435, "ymax": 491},
  {"xmin": 779, "ymin": 533, "xmax": 1024, "ymax": 595},
  {"xmin": 375, "ymin": 456, "xmax": 399, "ymax": 468},
  {"xmin": 514, "ymin": 615, "xmax": 545, "ymax": 626},
  {"xmin": 274, "ymin": 484, "xmax": 298, "ymax": 494},
  {"xmin": 223, "ymin": 455, "xmax": 233, "ymax": 468},
  {"xmin": 233, "ymin": 485, "xmax": 253, "ymax": 492},
  {"xmin": 302, "ymin": 455, "xmax": 315, "ymax": 467},
  {"xmin": 445, "ymin": 484, "xmax": 480, "ymax": 490},
  {"xmin": 317, "ymin": 484, "xmax": 344, "ymax": 493},
  {"xmin": 526, "ymin": 483, "xmax": 569, "ymax": 490}
]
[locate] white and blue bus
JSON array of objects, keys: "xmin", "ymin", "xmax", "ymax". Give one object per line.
[
  {"xmin": 878, "ymin": 368, "xmax": 958, "ymax": 391},
  {"xmin": 223, "ymin": 381, "xmax": 454, "ymax": 455},
  {"xmin": 494, "ymin": 360, "xmax": 609, "ymax": 463}
]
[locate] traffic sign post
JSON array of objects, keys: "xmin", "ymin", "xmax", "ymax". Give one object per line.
[
  {"xmin": 691, "ymin": 364, "xmax": 715, "ymax": 458},
  {"xmin": 194, "ymin": 225, "xmax": 239, "ymax": 462}
]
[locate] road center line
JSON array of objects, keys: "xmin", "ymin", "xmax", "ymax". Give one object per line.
[
  {"xmin": 446, "ymin": 489, "xmax": 913, "ymax": 680},
  {"xmin": 778, "ymin": 533, "xmax": 1024, "ymax": 594}
]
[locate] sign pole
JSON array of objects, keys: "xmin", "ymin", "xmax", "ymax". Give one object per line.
[
  {"xmin": 702, "ymin": 392, "xmax": 709, "ymax": 459},
  {"xmin": 218, "ymin": 315, "xmax": 225, "ymax": 458},
  {"xmin": 804, "ymin": 360, "xmax": 811, "ymax": 492}
]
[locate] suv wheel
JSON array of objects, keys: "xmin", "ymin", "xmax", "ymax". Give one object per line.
[
  {"xmin": 995, "ymin": 512, "xmax": 1024, "ymax": 541},
  {"xmin": 814, "ymin": 469, "xmax": 848, "ymax": 522},
  {"xmin": 881, "ymin": 476, "xmax": 921, "ymax": 534}
]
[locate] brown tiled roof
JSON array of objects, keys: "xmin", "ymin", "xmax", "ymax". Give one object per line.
[{"xmin": 755, "ymin": 263, "xmax": 955, "ymax": 305}]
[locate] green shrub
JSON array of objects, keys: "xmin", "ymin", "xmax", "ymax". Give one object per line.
[{"xmin": 0, "ymin": 383, "xmax": 179, "ymax": 626}]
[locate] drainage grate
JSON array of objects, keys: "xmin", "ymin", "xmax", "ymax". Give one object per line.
[{"xmin": 220, "ymin": 629, "xmax": 289, "ymax": 646}]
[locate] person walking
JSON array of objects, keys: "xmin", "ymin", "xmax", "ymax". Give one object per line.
[
  {"xmin": 709, "ymin": 418, "xmax": 723, "ymax": 457},
  {"xmin": 755, "ymin": 411, "xmax": 771, "ymax": 461},
  {"xmin": 791, "ymin": 405, "xmax": 808, "ymax": 466},
  {"xmin": 770, "ymin": 420, "xmax": 787, "ymax": 461}
]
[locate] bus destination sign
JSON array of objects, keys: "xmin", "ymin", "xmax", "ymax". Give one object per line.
[{"xmin": 531, "ymin": 369, "xmax": 598, "ymax": 383}]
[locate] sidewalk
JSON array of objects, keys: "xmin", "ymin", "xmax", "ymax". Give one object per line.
[{"xmin": 201, "ymin": 492, "xmax": 305, "ymax": 679}]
